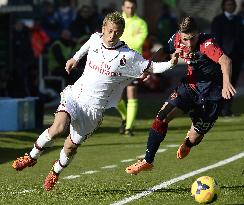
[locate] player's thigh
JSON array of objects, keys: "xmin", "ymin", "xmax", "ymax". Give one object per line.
[
  {"xmin": 161, "ymin": 86, "xmax": 193, "ymax": 122},
  {"xmin": 167, "ymin": 84, "xmax": 193, "ymax": 113},
  {"xmin": 191, "ymin": 101, "xmax": 222, "ymax": 134}
]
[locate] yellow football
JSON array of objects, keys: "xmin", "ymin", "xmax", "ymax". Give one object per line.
[{"xmin": 191, "ymin": 176, "xmax": 220, "ymax": 204}]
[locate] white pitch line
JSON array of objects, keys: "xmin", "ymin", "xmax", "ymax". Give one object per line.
[
  {"xmin": 121, "ymin": 159, "xmax": 135, "ymax": 163},
  {"xmin": 2, "ymin": 189, "xmax": 35, "ymax": 196},
  {"xmin": 81, "ymin": 170, "xmax": 99, "ymax": 174},
  {"xmin": 64, "ymin": 148, "xmax": 170, "ymax": 179},
  {"xmin": 101, "ymin": 165, "xmax": 118, "ymax": 169},
  {"xmin": 111, "ymin": 151, "xmax": 244, "ymax": 205},
  {"xmin": 157, "ymin": 148, "xmax": 167, "ymax": 153},
  {"xmin": 16, "ymin": 189, "xmax": 35, "ymax": 194},
  {"xmin": 63, "ymin": 175, "xmax": 80, "ymax": 179},
  {"xmin": 137, "ymin": 149, "xmax": 167, "ymax": 159},
  {"xmin": 166, "ymin": 144, "xmax": 179, "ymax": 148},
  {"xmin": 19, "ymin": 189, "xmax": 35, "ymax": 194},
  {"xmin": 136, "ymin": 154, "xmax": 145, "ymax": 159}
]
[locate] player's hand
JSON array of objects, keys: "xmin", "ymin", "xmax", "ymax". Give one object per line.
[
  {"xmin": 170, "ymin": 48, "xmax": 182, "ymax": 66},
  {"xmin": 222, "ymin": 81, "xmax": 236, "ymax": 99},
  {"xmin": 65, "ymin": 58, "xmax": 77, "ymax": 74},
  {"xmin": 140, "ymin": 72, "xmax": 150, "ymax": 82}
]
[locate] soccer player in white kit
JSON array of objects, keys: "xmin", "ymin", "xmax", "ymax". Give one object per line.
[{"xmin": 12, "ymin": 12, "xmax": 179, "ymax": 191}]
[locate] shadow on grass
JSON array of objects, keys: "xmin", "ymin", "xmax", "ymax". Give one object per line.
[
  {"xmin": 79, "ymin": 187, "xmax": 191, "ymax": 196},
  {"xmin": 97, "ymin": 124, "xmax": 191, "ymax": 134},
  {"xmin": 77, "ymin": 184, "xmax": 244, "ymax": 199},
  {"xmin": 0, "ymin": 145, "xmax": 63, "ymax": 164},
  {"xmin": 0, "ymin": 138, "xmax": 146, "ymax": 165}
]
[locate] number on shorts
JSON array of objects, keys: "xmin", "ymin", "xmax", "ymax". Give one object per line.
[{"xmin": 195, "ymin": 118, "xmax": 214, "ymax": 132}]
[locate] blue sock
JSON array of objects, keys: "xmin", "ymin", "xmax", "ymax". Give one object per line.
[{"xmin": 144, "ymin": 128, "xmax": 166, "ymax": 164}]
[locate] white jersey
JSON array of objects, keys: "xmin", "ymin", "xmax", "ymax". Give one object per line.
[
  {"xmin": 72, "ymin": 32, "xmax": 150, "ymax": 109},
  {"xmin": 57, "ymin": 32, "xmax": 173, "ymax": 144}
]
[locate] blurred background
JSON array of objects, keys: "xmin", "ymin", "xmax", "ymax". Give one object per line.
[{"xmin": 0, "ymin": 0, "xmax": 243, "ymax": 130}]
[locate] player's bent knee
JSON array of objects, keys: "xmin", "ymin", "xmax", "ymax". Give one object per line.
[
  {"xmin": 151, "ymin": 103, "xmax": 176, "ymax": 134},
  {"xmin": 64, "ymin": 137, "xmax": 79, "ymax": 156},
  {"xmin": 157, "ymin": 102, "xmax": 176, "ymax": 122}
]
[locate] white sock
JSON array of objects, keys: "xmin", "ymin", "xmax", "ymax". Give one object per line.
[
  {"xmin": 29, "ymin": 129, "xmax": 53, "ymax": 159},
  {"xmin": 53, "ymin": 148, "xmax": 71, "ymax": 174}
]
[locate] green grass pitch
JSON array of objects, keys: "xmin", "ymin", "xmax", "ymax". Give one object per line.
[{"xmin": 0, "ymin": 96, "xmax": 243, "ymax": 205}]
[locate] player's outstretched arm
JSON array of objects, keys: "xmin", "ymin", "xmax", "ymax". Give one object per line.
[
  {"xmin": 140, "ymin": 49, "xmax": 180, "ymax": 82},
  {"xmin": 218, "ymin": 54, "xmax": 237, "ymax": 99},
  {"xmin": 65, "ymin": 58, "xmax": 77, "ymax": 75},
  {"xmin": 147, "ymin": 49, "xmax": 180, "ymax": 74}
]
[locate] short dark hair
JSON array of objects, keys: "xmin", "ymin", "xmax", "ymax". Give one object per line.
[
  {"xmin": 179, "ymin": 16, "xmax": 198, "ymax": 33},
  {"xmin": 122, "ymin": 0, "xmax": 137, "ymax": 7},
  {"xmin": 221, "ymin": 0, "xmax": 236, "ymax": 11}
]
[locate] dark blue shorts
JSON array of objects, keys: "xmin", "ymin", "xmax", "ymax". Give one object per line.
[{"xmin": 166, "ymin": 83, "xmax": 222, "ymax": 134}]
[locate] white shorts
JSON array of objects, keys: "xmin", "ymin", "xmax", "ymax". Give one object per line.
[{"xmin": 56, "ymin": 86, "xmax": 104, "ymax": 144}]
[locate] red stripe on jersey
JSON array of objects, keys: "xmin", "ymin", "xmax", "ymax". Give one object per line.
[
  {"xmin": 174, "ymin": 33, "xmax": 197, "ymax": 88},
  {"xmin": 186, "ymin": 66, "xmax": 197, "ymax": 89},
  {"xmin": 174, "ymin": 33, "xmax": 181, "ymax": 48}
]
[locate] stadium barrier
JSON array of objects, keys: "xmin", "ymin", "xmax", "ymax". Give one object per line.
[{"xmin": 0, "ymin": 97, "xmax": 39, "ymax": 131}]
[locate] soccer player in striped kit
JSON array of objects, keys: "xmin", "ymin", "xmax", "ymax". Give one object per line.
[{"xmin": 126, "ymin": 16, "xmax": 236, "ymax": 175}]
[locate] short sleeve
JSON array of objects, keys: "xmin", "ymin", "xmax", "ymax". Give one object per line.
[{"xmin": 200, "ymin": 38, "xmax": 223, "ymax": 63}]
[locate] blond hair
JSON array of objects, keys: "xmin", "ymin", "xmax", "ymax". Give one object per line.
[{"xmin": 102, "ymin": 11, "xmax": 125, "ymax": 30}]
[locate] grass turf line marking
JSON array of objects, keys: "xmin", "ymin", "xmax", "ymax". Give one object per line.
[
  {"xmin": 62, "ymin": 147, "xmax": 183, "ymax": 180},
  {"xmin": 111, "ymin": 151, "xmax": 244, "ymax": 205},
  {"xmin": 101, "ymin": 165, "xmax": 118, "ymax": 169},
  {"xmin": 137, "ymin": 148, "xmax": 167, "ymax": 159},
  {"xmin": 64, "ymin": 149, "xmax": 170, "ymax": 179},
  {"xmin": 2, "ymin": 189, "xmax": 35, "ymax": 196},
  {"xmin": 121, "ymin": 159, "xmax": 135, "ymax": 163},
  {"xmin": 157, "ymin": 148, "xmax": 167, "ymax": 153},
  {"xmin": 81, "ymin": 170, "xmax": 99, "ymax": 174},
  {"xmin": 63, "ymin": 175, "xmax": 80, "ymax": 179},
  {"xmin": 166, "ymin": 144, "xmax": 179, "ymax": 148}
]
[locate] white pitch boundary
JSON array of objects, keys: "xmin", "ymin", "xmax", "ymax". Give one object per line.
[{"xmin": 111, "ymin": 151, "xmax": 244, "ymax": 205}]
